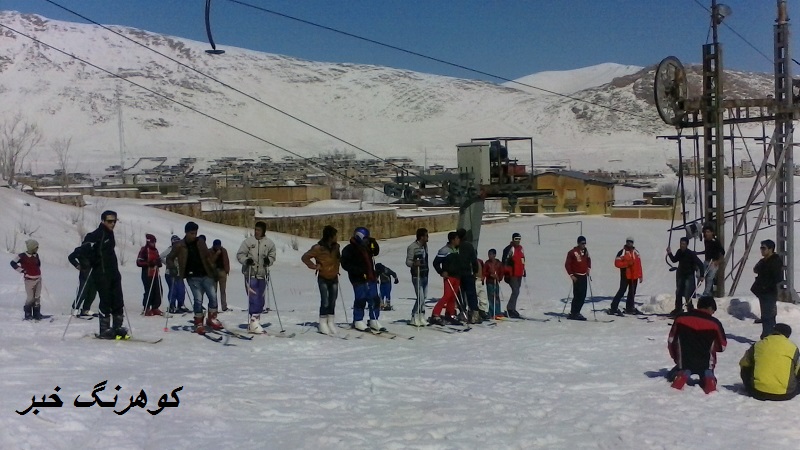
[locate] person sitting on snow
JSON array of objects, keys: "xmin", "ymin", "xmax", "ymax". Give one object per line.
[
  {"xmin": 739, "ymin": 323, "xmax": 800, "ymax": 401},
  {"xmin": 667, "ymin": 295, "xmax": 727, "ymax": 394}
]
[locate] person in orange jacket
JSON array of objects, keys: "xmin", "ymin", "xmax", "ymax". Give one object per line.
[{"xmin": 608, "ymin": 236, "xmax": 643, "ymax": 316}]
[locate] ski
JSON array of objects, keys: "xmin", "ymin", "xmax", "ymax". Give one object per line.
[
  {"xmin": 373, "ymin": 330, "xmax": 414, "ymax": 340},
  {"xmin": 428, "ymin": 324, "xmax": 470, "ymax": 333},
  {"xmin": 203, "ymin": 333, "xmax": 224, "ymax": 342},
  {"xmin": 93, "ymin": 334, "xmax": 163, "ymax": 344},
  {"xmin": 424, "ymin": 325, "xmax": 458, "ymax": 334},
  {"xmin": 212, "ymin": 329, "xmax": 254, "ymax": 340},
  {"xmin": 515, "ymin": 316, "xmax": 551, "ymax": 323},
  {"xmin": 265, "ymin": 331, "xmax": 296, "ymax": 338}
]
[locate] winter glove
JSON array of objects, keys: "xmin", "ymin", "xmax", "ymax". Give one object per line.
[
  {"xmin": 15, "ymin": 267, "xmax": 25, "ymax": 274},
  {"xmin": 393, "ymin": 278, "xmax": 399, "ymax": 284},
  {"xmin": 245, "ymin": 258, "xmax": 254, "ymax": 266},
  {"xmin": 263, "ymin": 256, "xmax": 270, "ymax": 267}
]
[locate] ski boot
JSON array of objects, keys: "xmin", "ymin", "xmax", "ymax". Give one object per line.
[
  {"xmin": 206, "ymin": 310, "xmax": 223, "ymax": 331},
  {"xmin": 32, "ymin": 305, "xmax": 43, "ymax": 321},
  {"xmin": 318, "ymin": 315, "xmax": 331, "ymax": 335},
  {"xmin": 248, "ymin": 315, "xmax": 264, "ymax": 334},
  {"xmin": 112, "ymin": 314, "xmax": 129, "ymax": 339},
  {"xmin": 23, "ymin": 305, "xmax": 33, "ymax": 321},
  {"xmin": 97, "ymin": 315, "xmax": 116, "ymax": 339},
  {"xmin": 193, "ymin": 314, "xmax": 206, "ymax": 335},
  {"xmin": 368, "ymin": 319, "xmax": 387, "ymax": 332}
]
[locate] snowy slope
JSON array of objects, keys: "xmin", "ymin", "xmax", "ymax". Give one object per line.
[
  {"xmin": 2, "ymin": 186, "xmax": 800, "ymax": 449},
  {"xmin": 504, "ymin": 62, "xmax": 643, "ymax": 95}
]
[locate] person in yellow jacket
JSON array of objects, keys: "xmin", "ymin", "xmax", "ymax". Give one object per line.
[{"xmin": 740, "ymin": 323, "xmax": 800, "ymax": 401}]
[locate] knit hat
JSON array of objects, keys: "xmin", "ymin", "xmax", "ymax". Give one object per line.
[
  {"xmin": 185, "ymin": 221, "xmax": 199, "ymax": 233},
  {"xmin": 171, "ymin": 235, "xmax": 180, "ymax": 242},
  {"xmin": 25, "ymin": 239, "xmax": 39, "ymax": 253},
  {"xmin": 773, "ymin": 323, "xmax": 792, "ymax": 338},
  {"xmin": 577, "ymin": 236, "xmax": 587, "ymax": 244},
  {"xmin": 512, "ymin": 232, "xmax": 521, "ymax": 240},
  {"xmin": 213, "ymin": 239, "xmax": 221, "ymax": 247},
  {"xmin": 625, "ymin": 236, "xmax": 634, "ymax": 243},
  {"xmin": 145, "ymin": 233, "xmax": 156, "ymax": 243}
]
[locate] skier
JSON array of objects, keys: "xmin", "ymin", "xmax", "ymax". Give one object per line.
[
  {"xmin": 667, "ymin": 296, "xmax": 726, "ymax": 394},
  {"xmin": 210, "ymin": 239, "xmax": 231, "ymax": 312},
  {"xmin": 751, "ymin": 239, "xmax": 783, "ymax": 339},
  {"xmin": 739, "ymin": 323, "xmax": 800, "ymax": 401},
  {"xmin": 608, "ymin": 236, "xmax": 643, "ymax": 316},
  {"xmin": 501, "ymin": 232, "xmax": 526, "ymax": 318},
  {"xmin": 68, "ymin": 243, "xmax": 96, "ymax": 317},
  {"xmin": 340, "ymin": 227, "xmax": 383, "ymax": 331},
  {"xmin": 697, "ymin": 224, "xmax": 725, "ymax": 296},
  {"xmin": 301, "ymin": 225, "xmax": 341, "ymax": 335},
  {"xmin": 375, "ymin": 263, "xmax": 399, "ymax": 311},
  {"xmin": 429, "ymin": 231, "xmax": 465, "ymax": 326},
  {"xmin": 236, "ymin": 221, "xmax": 276, "ymax": 334},
  {"xmin": 80, "ymin": 210, "xmax": 127, "ymax": 339},
  {"xmin": 136, "ymin": 233, "xmax": 163, "ymax": 316},
  {"xmin": 10, "ymin": 239, "xmax": 43, "ymax": 321},
  {"xmin": 168, "ymin": 221, "xmax": 221, "ymax": 334},
  {"xmin": 564, "ymin": 235, "xmax": 591, "ymax": 321},
  {"xmin": 405, "ymin": 227, "xmax": 429, "ymax": 326},
  {"xmin": 456, "ymin": 228, "xmax": 482, "ymax": 324},
  {"xmin": 666, "ymin": 237, "xmax": 703, "ymax": 316},
  {"xmin": 161, "ymin": 235, "xmax": 189, "ymax": 314},
  {"xmin": 482, "ymin": 249, "xmax": 504, "ymax": 319}
]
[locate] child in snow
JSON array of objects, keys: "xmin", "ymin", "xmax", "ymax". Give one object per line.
[
  {"xmin": 10, "ymin": 239, "xmax": 43, "ymax": 320},
  {"xmin": 375, "ymin": 263, "xmax": 399, "ymax": 311}
]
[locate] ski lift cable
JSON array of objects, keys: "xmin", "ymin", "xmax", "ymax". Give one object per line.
[
  {"xmin": 0, "ymin": 23, "xmax": 387, "ymax": 198},
  {"xmin": 690, "ymin": 0, "xmax": 774, "ymax": 66},
  {"xmin": 40, "ymin": 0, "xmax": 451, "ymax": 193},
  {"xmin": 225, "ymin": 0, "xmax": 653, "ymax": 120}
]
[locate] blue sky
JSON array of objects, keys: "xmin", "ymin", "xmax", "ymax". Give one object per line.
[{"xmin": 1, "ymin": 0, "xmax": 787, "ymax": 81}]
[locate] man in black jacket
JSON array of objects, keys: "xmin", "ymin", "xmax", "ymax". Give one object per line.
[
  {"xmin": 341, "ymin": 227, "xmax": 383, "ymax": 332},
  {"xmin": 79, "ymin": 210, "xmax": 126, "ymax": 339},
  {"xmin": 666, "ymin": 237, "xmax": 703, "ymax": 316},
  {"xmin": 698, "ymin": 224, "xmax": 725, "ymax": 296},
  {"xmin": 751, "ymin": 239, "xmax": 784, "ymax": 338},
  {"xmin": 456, "ymin": 228, "xmax": 482, "ymax": 324}
]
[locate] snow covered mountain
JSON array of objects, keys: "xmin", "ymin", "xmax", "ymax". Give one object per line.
[{"xmin": 0, "ymin": 11, "xmax": 775, "ymax": 174}]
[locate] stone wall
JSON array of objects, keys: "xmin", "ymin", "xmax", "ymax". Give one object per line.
[{"xmin": 610, "ymin": 205, "xmax": 677, "ymax": 220}]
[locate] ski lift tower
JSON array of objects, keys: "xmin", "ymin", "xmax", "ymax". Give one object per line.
[{"xmin": 653, "ymin": 0, "xmax": 799, "ymax": 301}]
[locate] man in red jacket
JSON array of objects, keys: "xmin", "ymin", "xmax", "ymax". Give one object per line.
[
  {"xmin": 136, "ymin": 233, "xmax": 163, "ymax": 316},
  {"xmin": 564, "ymin": 235, "xmax": 591, "ymax": 321},
  {"xmin": 501, "ymin": 232, "xmax": 526, "ymax": 318}
]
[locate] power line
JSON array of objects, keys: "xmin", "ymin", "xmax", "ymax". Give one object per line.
[
  {"xmin": 0, "ymin": 23, "xmax": 386, "ymax": 197},
  {"xmin": 226, "ymin": 0, "xmax": 653, "ymax": 120}
]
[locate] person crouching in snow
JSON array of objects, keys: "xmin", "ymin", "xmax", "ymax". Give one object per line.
[
  {"xmin": 375, "ymin": 263, "xmax": 399, "ymax": 311},
  {"xmin": 236, "ymin": 221, "xmax": 276, "ymax": 334},
  {"xmin": 301, "ymin": 225, "xmax": 341, "ymax": 335},
  {"xmin": 667, "ymin": 295, "xmax": 727, "ymax": 394},
  {"xmin": 341, "ymin": 227, "xmax": 383, "ymax": 332},
  {"xmin": 136, "ymin": 233, "xmax": 163, "ymax": 316},
  {"xmin": 10, "ymin": 239, "xmax": 43, "ymax": 321},
  {"xmin": 739, "ymin": 323, "xmax": 800, "ymax": 401}
]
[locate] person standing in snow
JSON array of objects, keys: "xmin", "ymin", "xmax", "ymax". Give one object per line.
[
  {"xmin": 161, "ymin": 235, "xmax": 189, "ymax": 314},
  {"xmin": 301, "ymin": 225, "xmax": 341, "ymax": 335},
  {"xmin": 79, "ymin": 210, "xmax": 127, "ymax": 339},
  {"xmin": 501, "ymin": 232, "xmax": 526, "ymax": 318},
  {"xmin": 750, "ymin": 239, "xmax": 783, "ymax": 339},
  {"xmin": 456, "ymin": 228, "xmax": 482, "ymax": 324},
  {"xmin": 666, "ymin": 237, "xmax": 703, "ymax": 316},
  {"xmin": 136, "ymin": 233, "xmax": 163, "ymax": 316},
  {"xmin": 482, "ymin": 249, "xmax": 504, "ymax": 319},
  {"xmin": 667, "ymin": 295, "xmax": 726, "ymax": 394},
  {"xmin": 697, "ymin": 224, "xmax": 725, "ymax": 297},
  {"xmin": 564, "ymin": 235, "xmax": 591, "ymax": 321},
  {"xmin": 68, "ymin": 243, "xmax": 97, "ymax": 317},
  {"xmin": 608, "ymin": 236, "xmax": 643, "ymax": 316},
  {"xmin": 340, "ymin": 227, "xmax": 383, "ymax": 332},
  {"xmin": 375, "ymin": 263, "xmax": 399, "ymax": 311},
  {"xmin": 168, "ymin": 221, "xmax": 221, "ymax": 335},
  {"xmin": 10, "ymin": 239, "xmax": 44, "ymax": 321},
  {"xmin": 405, "ymin": 227, "xmax": 429, "ymax": 326},
  {"xmin": 210, "ymin": 239, "xmax": 231, "ymax": 312},
  {"xmin": 236, "ymin": 221, "xmax": 276, "ymax": 334},
  {"xmin": 429, "ymin": 231, "xmax": 465, "ymax": 326},
  {"xmin": 739, "ymin": 323, "xmax": 800, "ymax": 401}
]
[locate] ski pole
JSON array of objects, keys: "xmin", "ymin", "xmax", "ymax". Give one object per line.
[
  {"xmin": 62, "ymin": 268, "xmax": 94, "ymax": 340},
  {"xmin": 338, "ymin": 275, "xmax": 349, "ymax": 324},
  {"xmin": 588, "ymin": 275, "xmax": 597, "ymax": 321},
  {"xmin": 559, "ymin": 283, "xmax": 573, "ymax": 323},
  {"xmin": 267, "ymin": 270, "xmax": 286, "ymax": 333},
  {"xmin": 143, "ymin": 268, "xmax": 157, "ymax": 314},
  {"xmin": 162, "ymin": 274, "xmax": 171, "ymax": 332}
]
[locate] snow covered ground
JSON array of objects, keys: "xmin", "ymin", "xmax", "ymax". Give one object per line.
[{"xmin": 2, "ymin": 186, "xmax": 800, "ymax": 450}]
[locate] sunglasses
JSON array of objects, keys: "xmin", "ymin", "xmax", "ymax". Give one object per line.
[{"xmin": 105, "ymin": 219, "xmax": 118, "ymax": 223}]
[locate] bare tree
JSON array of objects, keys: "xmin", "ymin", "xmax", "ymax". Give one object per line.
[
  {"xmin": 0, "ymin": 113, "xmax": 42, "ymax": 186},
  {"xmin": 51, "ymin": 137, "xmax": 74, "ymax": 188}
]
